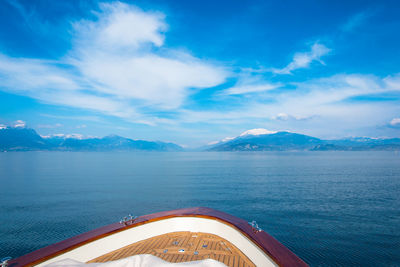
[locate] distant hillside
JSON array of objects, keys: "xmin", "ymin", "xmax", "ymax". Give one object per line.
[
  {"xmin": 0, "ymin": 127, "xmax": 183, "ymax": 152},
  {"xmin": 0, "ymin": 127, "xmax": 47, "ymax": 151},
  {"xmin": 2, "ymin": 126, "xmax": 399, "ymax": 152},
  {"xmin": 208, "ymin": 129, "xmax": 400, "ymax": 151},
  {"xmin": 210, "ymin": 131, "xmax": 322, "ymax": 151}
]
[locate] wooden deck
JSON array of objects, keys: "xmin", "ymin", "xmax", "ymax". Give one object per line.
[
  {"xmin": 10, "ymin": 207, "xmax": 308, "ymax": 267},
  {"xmin": 88, "ymin": 231, "xmax": 256, "ymax": 266}
]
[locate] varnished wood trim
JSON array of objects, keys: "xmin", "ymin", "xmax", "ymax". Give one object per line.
[{"xmin": 8, "ymin": 207, "xmax": 308, "ymax": 267}]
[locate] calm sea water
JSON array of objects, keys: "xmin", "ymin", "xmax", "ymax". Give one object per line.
[{"xmin": 0, "ymin": 151, "xmax": 399, "ymax": 266}]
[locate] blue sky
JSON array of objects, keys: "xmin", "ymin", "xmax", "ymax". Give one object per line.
[{"xmin": 0, "ymin": 0, "xmax": 400, "ymax": 146}]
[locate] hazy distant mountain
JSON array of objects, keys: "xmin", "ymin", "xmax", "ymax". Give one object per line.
[
  {"xmin": 209, "ymin": 130, "xmax": 322, "ymax": 151},
  {"xmin": 208, "ymin": 129, "xmax": 400, "ymax": 151},
  {"xmin": 327, "ymin": 137, "xmax": 400, "ymax": 146},
  {"xmin": 2, "ymin": 126, "xmax": 399, "ymax": 152},
  {"xmin": 57, "ymin": 135, "xmax": 182, "ymax": 151},
  {"xmin": 0, "ymin": 127, "xmax": 182, "ymax": 152},
  {"xmin": 0, "ymin": 126, "xmax": 47, "ymax": 151}
]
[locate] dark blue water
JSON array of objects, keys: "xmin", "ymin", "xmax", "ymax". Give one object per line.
[{"xmin": 1, "ymin": 152, "xmax": 399, "ymax": 266}]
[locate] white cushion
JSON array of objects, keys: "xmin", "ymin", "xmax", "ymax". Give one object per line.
[{"xmin": 44, "ymin": 254, "xmax": 227, "ymax": 267}]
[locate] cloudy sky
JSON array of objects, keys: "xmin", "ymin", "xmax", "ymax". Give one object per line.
[{"xmin": 0, "ymin": 0, "xmax": 400, "ymax": 146}]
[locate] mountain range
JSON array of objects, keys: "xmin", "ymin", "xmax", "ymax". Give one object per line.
[
  {"xmin": 0, "ymin": 127, "xmax": 182, "ymax": 152},
  {"xmin": 1, "ymin": 126, "xmax": 400, "ymax": 152},
  {"xmin": 207, "ymin": 128, "xmax": 400, "ymax": 151}
]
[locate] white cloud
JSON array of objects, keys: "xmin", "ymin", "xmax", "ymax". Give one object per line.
[
  {"xmin": 0, "ymin": 2, "xmax": 227, "ymax": 123},
  {"xmin": 0, "ymin": 2, "xmax": 398, "ymax": 141},
  {"xmin": 384, "ymin": 74, "xmax": 400, "ymax": 90},
  {"xmin": 73, "ymin": 53, "xmax": 226, "ymax": 109},
  {"xmin": 87, "ymin": 2, "xmax": 167, "ymax": 49},
  {"xmin": 262, "ymin": 74, "xmax": 400, "ymax": 130},
  {"xmin": 178, "ymin": 73, "xmax": 400, "ymax": 139},
  {"xmin": 70, "ymin": 2, "xmax": 227, "ymax": 110},
  {"xmin": 13, "ymin": 120, "xmax": 26, "ymax": 128},
  {"xmin": 271, "ymin": 113, "xmax": 311, "ymax": 121},
  {"xmin": 273, "ymin": 113, "xmax": 290, "ymax": 121},
  {"xmin": 0, "ymin": 124, "xmax": 6, "ymax": 130},
  {"xmin": 390, "ymin": 118, "xmax": 400, "ymax": 126},
  {"xmin": 0, "ymin": 54, "xmax": 79, "ymax": 92},
  {"xmin": 0, "ymin": 53, "xmax": 138, "ymax": 120},
  {"xmin": 271, "ymin": 43, "xmax": 331, "ymax": 74},
  {"xmin": 37, "ymin": 123, "xmax": 63, "ymax": 129},
  {"xmin": 342, "ymin": 11, "xmax": 371, "ymax": 32},
  {"xmin": 221, "ymin": 74, "xmax": 281, "ymax": 95}
]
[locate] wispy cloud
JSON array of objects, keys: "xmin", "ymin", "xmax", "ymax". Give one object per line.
[
  {"xmin": 13, "ymin": 120, "xmax": 26, "ymax": 128},
  {"xmin": 390, "ymin": 118, "xmax": 400, "ymax": 127},
  {"xmin": 0, "ymin": 46, "xmax": 138, "ymax": 120},
  {"xmin": 0, "ymin": 1, "xmax": 399, "ymax": 142},
  {"xmin": 69, "ymin": 2, "xmax": 227, "ymax": 110},
  {"xmin": 176, "ymin": 73, "xmax": 400, "ymax": 139},
  {"xmin": 4, "ymin": 0, "xmax": 36, "ymax": 28},
  {"xmin": 272, "ymin": 113, "xmax": 313, "ymax": 121},
  {"xmin": 342, "ymin": 11, "xmax": 372, "ymax": 32},
  {"xmin": 37, "ymin": 123, "xmax": 63, "ymax": 129},
  {"xmin": 0, "ymin": 54, "xmax": 79, "ymax": 92},
  {"xmin": 271, "ymin": 43, "xmax": 331, "ymax": 74},
  {"xmin": 0, "ymin": 2, "xmax": 228, "ymax": 124},
  {"xmin": 40, "ymin": 114, "xmax": 102, "ymax": 122},
  {"xmin": 384, "ymin": 74, "xmax": 400, "ymax": 90},
  {"xmin": 222, "ymin": 75, "xmax": 282, "ymax": 95}
]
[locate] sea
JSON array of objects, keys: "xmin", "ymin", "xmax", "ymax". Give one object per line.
[{"xmin": 1, "ymin": 151, "xmax": 399, "ymax": 266}]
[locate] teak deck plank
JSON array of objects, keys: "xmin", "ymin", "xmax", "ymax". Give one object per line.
[{"xmin": 88, "ymin": 231, "xmax": 255, "ymax": 267}]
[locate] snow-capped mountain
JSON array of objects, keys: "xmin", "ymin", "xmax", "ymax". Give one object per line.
[
  {"xmin": 0, "ymin": 126, "xmax": 182, "ymax": 151},
  {"xmin": 208, "ymin": 128, "xmax": 400, "ymax": 151}
]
